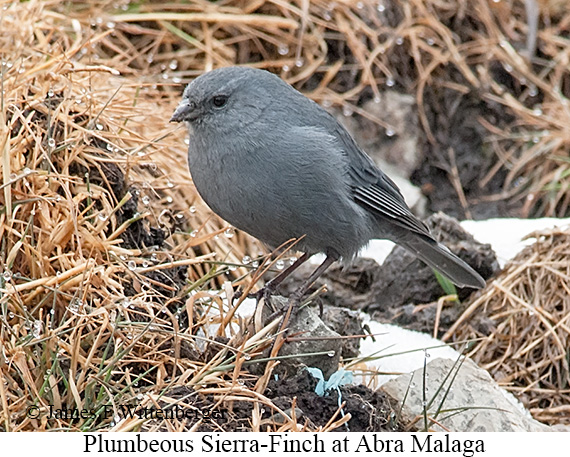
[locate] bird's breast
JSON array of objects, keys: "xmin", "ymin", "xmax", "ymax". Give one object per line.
[{"xmin": 187, "ymin": 133, "xmax": 375, "ymax": 258}]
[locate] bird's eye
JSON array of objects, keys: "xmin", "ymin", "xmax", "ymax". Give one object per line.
[{"xmin": 212, "ymin": 95, "xmax": 228, "ymax": 108}]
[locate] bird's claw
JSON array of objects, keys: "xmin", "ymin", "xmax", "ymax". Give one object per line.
[
  {"xmin": 232, "ymin": 285, "xmax": 276, "ymax": 305},
  {"xmin": 263, "ymin": 294, "xmax": 301, "ymax": 323}
]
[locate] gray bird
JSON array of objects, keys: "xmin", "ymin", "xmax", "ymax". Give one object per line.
[{"xmin": 171, "ymin": 66, "xmax": 485, "ymax": 302}]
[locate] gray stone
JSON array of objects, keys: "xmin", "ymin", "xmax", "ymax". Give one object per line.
[
  {"xmin": 380, "ymin": 357, "xmax": 550, "ymax": 432},
  {"xmin": 272, "ymin": 297, "xmax": 342, "ymax": 379}
]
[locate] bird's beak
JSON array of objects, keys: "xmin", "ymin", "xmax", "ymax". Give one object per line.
[{"xmin": 170, "ymin": 99, "xmax": 198, "ymax": 123}]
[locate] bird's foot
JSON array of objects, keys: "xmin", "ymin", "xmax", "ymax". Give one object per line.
[
  {"xmin": 261, "ymin": 293, "xmax": 302, "ymax": 324},
  {"xmin": 232, "ymin": 284, "xmax": 277, "ymax": 306},
  {"xmin": 286, "ymin": 293, "xmax": 325, "ymax": 317},
  {"xmin": 255, "ymin": 286, "xmax": 271, "ymax": 302},
  {"xmin": 280, "ymin": 292, "xmax": 302, "ymax": 315},
  {"xmin": 251, "ymin": 285, "xmax": 280, "ymax": 306}
]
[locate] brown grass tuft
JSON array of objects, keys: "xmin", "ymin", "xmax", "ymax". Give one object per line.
[
  {"xmin": 447, "ymin": 227, "xmax": 570, "ymax": 425},
  {"xmin": 0, "ymin": 0, "xmax": 266, "ymax": 431}
]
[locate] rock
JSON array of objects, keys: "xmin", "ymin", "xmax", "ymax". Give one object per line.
[
  {"xmin": 271, "ymin": 297, "xmax": 342, "ymax": 379},
  {"xmin": 320, "ymin": 306, "xmax": 364, "ymax": 359},
  {"xmin": 261, "ymin": 270, "xmax": 368, "ymax": 359},
  {"xmin": 380, "ymin": 357, "xmax": 550, "ymax": 432}
]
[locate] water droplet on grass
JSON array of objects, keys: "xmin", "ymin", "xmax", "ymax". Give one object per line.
[{"xmin": 528, "ymin": 85, "xmax": 538, "ymax": 97}]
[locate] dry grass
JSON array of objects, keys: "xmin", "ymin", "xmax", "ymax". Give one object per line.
[
  {"xmin": 82, "ymin": 0, "xmax": 570, "ymax": 218},
  {"xmin": 0, "ymin": 0, "xmax": 273, "ymax": 432},
  {"xmin": 1, "ymin": 0, "xmax": 570, "ymax": 431},
  {"xmin": 446, "ymin": 227, "xmax": 570, "ymax": 425}
]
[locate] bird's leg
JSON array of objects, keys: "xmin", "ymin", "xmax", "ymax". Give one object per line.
[
  {"xmin": 263, "ymin": 252, "xmax": 339, "ymax": 321},
  {"xmin": 250, "ymin": 252, "xmax": 310, "ymax": 302},
  {"xmin": 288, "ymin": 252, "xmax": 339, "ymax": 307}
]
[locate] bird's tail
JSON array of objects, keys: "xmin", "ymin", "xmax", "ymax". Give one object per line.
[{"xmin": 400, "ymin": 235, "xmax": 486, "ymax": 289}]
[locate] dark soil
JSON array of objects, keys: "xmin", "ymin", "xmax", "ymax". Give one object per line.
[
  {"xmin": 410, "ymin": 86, "xmax": 522, "ymax": 220},
  {"xmin": 155, "ymin": 370, "xmax": 402, "ymax": 432},
  {"xmin": 266, "ymin": 370, "xmax": 401, "ymax": 432}
]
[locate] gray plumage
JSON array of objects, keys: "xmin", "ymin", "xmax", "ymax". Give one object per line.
[{"xmin": 171, "ymin": 66, "xmax": 485, "ymax": 290}]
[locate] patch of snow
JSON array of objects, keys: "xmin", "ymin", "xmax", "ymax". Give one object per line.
[
  {"xmin": 355, "ymin": 315, "xmax": 460, "ymax": 386},
  {"xmin": 460, "ymin": 217, "xmax": 570, "ymax": 267}
]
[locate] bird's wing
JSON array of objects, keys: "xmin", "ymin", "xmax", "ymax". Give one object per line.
[{"xmin": 332, "ymin": 123, "xmax": 431, "ymax": 238}]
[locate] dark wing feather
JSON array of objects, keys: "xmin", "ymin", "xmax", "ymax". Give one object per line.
[
  {"xmin": 352, "ymin": 184, "xmax": 429, "ymax": 236},
  {"xmin": 331, "ymin": 123, "xmax": 431, "ymax": 238}
]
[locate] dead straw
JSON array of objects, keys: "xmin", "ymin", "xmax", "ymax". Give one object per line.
[{"xmin": 449, "ymin": 227, "xmax": 570, "ymax": 425}]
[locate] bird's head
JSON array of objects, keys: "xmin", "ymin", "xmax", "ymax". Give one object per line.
[{"xmin": 170, "ymin": 66, "xmax": 288, "ymax": 134}]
